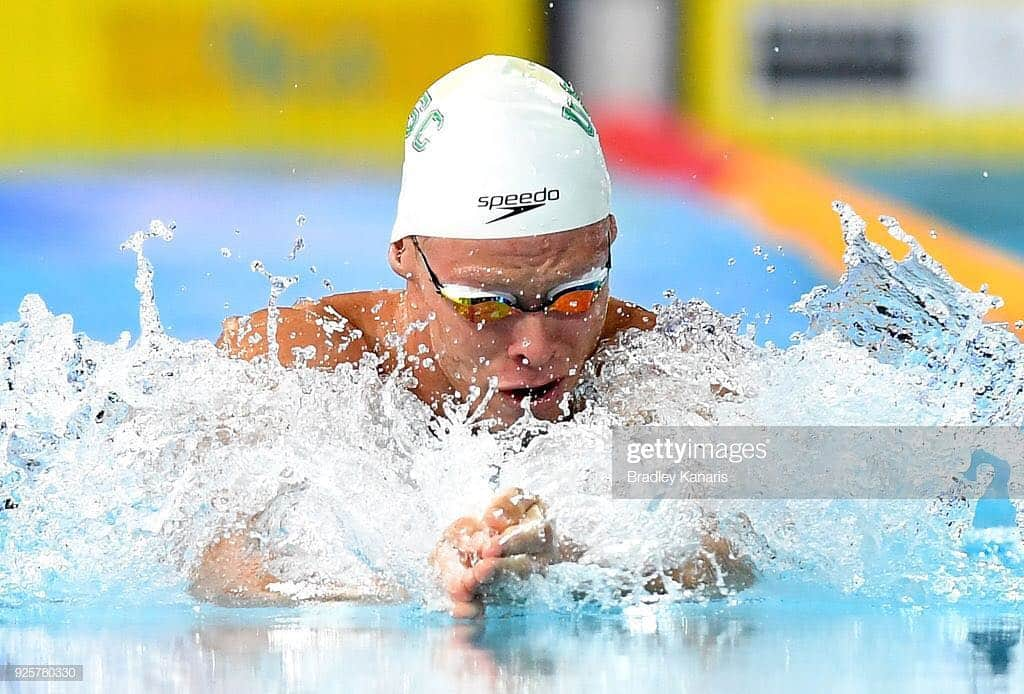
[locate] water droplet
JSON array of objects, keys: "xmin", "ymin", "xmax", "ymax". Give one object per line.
[
  {"xmin": 982, "ymin": 171, "xmax": 989, "ymax": 178},
  {"xmin": 773, "ymin": 45, "xmax": 780, "ymax": 53},
  {"xmin": 287, "ymin": 236, "xmax": 305, "ymax": 261},
  {"xmin": 250, "ymin": 260, "xmax": 266, "ymax": 275},
  {"xmin": 929, "ymin": 229, "xmax": 938, "ymax": 239},
  {"xmin": 727, "ymin": 257, "xmax": 736, "ymax": 266},
  {"xmin": 295, "ymin": 214, "xmax": 307, "ymax": 227},
  {"xmin": 233, "ymin": 228, "xmax": 241, "ymax": 235},
  {"xmin": 309, "ymin": 265, "xmax": 317, "ymax": 274},
  {"xmin": 1015, "ymin": 320, "xmax": 1024, "ymax": 330},
  {"xmin": 980, "ymin": 283, "xmax": 989, "ymax": 293},
  {"xmin": 150, "ymin": 219, "xmax": 175, "ymax": 241},
  {"xmin": 766, "ymin": 265, "xmax": 776, "ymax": 273},
  {"xmin": 752, "ymin": 245, "xmax": 762, "ymax": 256},
  {"xmin": 219, "ymin": 247, "xmax": 232, "ymax": 258}
]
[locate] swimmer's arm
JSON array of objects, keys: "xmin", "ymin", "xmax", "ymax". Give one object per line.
[
  {"xmin": 216, "ymin": 299, "xmax": 370, "ymax": 369},
  {"xmin": 192, "ymin": 525, "xmax": 406, "ymax": 606},
  {"xmin": 189, "ymin": 529, "xmax": 290, "ymax": 606}
]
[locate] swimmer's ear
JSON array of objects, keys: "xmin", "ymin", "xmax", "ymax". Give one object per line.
[
  {"xmin": 607, "ymin": 214, "xmax": 618, "ymax": 245},
  {"xmin": 388, "ymin": 239, "xmax": 415, "ymax": 280}
]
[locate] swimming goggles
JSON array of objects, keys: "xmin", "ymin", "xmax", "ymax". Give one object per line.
[{"xmin": 410, "ymin": 230, "xmax": 611, "ymax": 323}]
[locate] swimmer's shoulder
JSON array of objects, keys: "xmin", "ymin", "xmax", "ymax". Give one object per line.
[
  {"xmin": 217, "ymin": 290, "xmax": 400, "ymax": 368},
  {"xmin": 602, "ymin": 297, "xmax": 656, "ymax": 340},
  {"xmin": 315, "ymin": 289, "xmax": 402, "ymax": 332}
]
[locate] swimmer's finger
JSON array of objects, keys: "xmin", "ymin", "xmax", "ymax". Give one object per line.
[
  {"xmin": 476, "ymin": 534, "xmax": 503, "ymax": 560},
  {"xmin": 470, "ymin": 557, "xmax": 500, "ymax": 586},
  {"xmin": 445, "ymin": 575, "xmax": 474, "ymax": 603},
  {"xmin": 441, "ymin": 559, "xmax": 475, "ymax": 603},
  {"xmin": 497, "ymin": 519, "xmax": 554, "ymax": 556},
  {"xmin": 483, "ymin": 487, "xmax": 541, "ymax": 532},
  {"xmin": 490, "ymin": 555, "xmax": 544, "ymax": 580},
  {"xmin": 451, "ymin": 599, "xmax": 483, "ymax": 619},
  {"xmin": 444, "ymin": 558, "xmax": 499, "ymax": 603},
  {"xmin": 482, "ymin": 487, "xmax": 526, "ymax": 532},
  {"xmin": 433, "ymin": 543, "xmax": 472, "ymax": 601},
  {"xmin": 442, "ymin": 516, "xmax": 486, "ymax": 547}
]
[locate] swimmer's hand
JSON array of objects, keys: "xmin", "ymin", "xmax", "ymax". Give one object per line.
[
  {"xmin": 430, "ymin": 487, "xmax": 570, "ymax": 619},
  {"xmin": 643, "ymin": 516, "xmax": 756, "ymax": 596}
]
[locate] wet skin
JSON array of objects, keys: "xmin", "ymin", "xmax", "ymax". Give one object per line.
[
  {"xmin": 217, "ymin": 217, "xmax": 653, "ymax": 428},
  {"xmin": 197, "ymin": 217, "xmax": 755, "ymax": 615}
]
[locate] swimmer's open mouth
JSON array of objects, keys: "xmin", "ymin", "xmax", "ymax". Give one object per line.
[{"xmin": 500, "ymin": 378, "xmax": 563, "ymax": 402}]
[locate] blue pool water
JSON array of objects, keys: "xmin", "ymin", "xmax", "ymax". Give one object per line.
[
  {"xmin": 2, "ymin": 166, "xmax": 1023, "ymax": 693},
  {"xmin": 2, "ymin": 601, "xmax": 1022, "ymax": 693}
]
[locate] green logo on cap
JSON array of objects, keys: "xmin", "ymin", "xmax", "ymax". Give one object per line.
[
  {"xmin": 406, "ymin": 90, "xmax": 444, "ymax": 152},
  {"xmin": 560, "ymin": 80, "xmax": 595, "ymax": 137}
]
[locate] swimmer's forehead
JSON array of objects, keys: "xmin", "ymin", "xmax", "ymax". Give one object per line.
[{"xmin": 421, "ymin": 227, "xmax": 607, "ymax": 287}]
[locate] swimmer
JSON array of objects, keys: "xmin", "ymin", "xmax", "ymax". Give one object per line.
[{"xmin": 193, "ymin": 55, "xmax": 754, "ymax": 614}]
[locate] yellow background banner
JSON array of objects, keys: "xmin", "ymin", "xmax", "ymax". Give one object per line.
[{"xmin": 0, "ymin": 1, "xmax": 541, "ymax": 162}]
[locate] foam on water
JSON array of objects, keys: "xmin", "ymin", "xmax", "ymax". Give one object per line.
[{"xmin": 1, "ymin": 203, "xmax": 1023, "ymax": 613}]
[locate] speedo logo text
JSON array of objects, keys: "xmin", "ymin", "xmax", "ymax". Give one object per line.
[{"xmin": 478, "ymin": 187, "xmax": 560, "ymax": 224}]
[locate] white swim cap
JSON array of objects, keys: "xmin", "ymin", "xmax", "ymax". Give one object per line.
[{"xmin": 390, "ymin": 55, "xmax": 611, "ymax": 242}]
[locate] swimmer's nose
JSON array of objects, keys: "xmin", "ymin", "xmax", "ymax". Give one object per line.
[{"xmin": 505, "ymin": 313, "xmax": 557, "ymax": 370}]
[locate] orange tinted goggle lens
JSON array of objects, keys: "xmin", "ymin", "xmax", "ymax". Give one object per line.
[{"xmin": 548, "ymin": 289, "xmax": 597, "ymax": 315}]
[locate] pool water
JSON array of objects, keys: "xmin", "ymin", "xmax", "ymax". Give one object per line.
[
  {"xmin": 0, "ymin": 600, "xmax": 1020, "ymax": 693},
  {"xmin": 2, "ymin": 167, "xmax": 1023, "ymax": 693}
]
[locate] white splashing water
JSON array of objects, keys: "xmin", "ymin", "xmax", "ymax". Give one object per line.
[{"xmin": 1, "ymin": 204, "xmax": 1022, "ymax": 613}]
